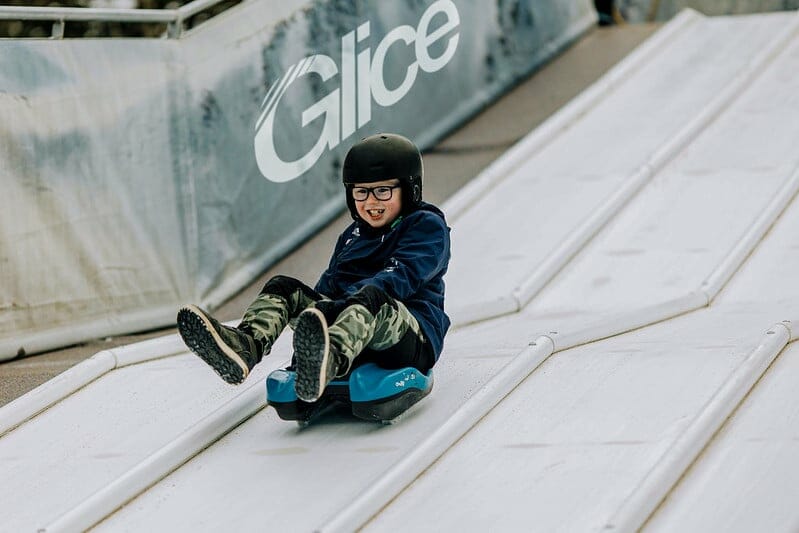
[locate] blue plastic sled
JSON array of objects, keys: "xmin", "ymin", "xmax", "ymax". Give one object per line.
[{"xmin": 266, "ymin": 363, "xmax": 433, "ymax": 423}]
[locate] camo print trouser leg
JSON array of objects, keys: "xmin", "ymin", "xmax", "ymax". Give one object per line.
[
  {"xmin": 238, "ymin": 275, "xmax": 322, "ymax": 353},
  {"xmin": 327, "ymin": 285, "xmax": 431, "ymax": 376}
]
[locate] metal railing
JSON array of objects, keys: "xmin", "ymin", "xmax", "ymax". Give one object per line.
[{"xmin": 0, "ymin": 0, "xmax": 233, "ymax": 39}]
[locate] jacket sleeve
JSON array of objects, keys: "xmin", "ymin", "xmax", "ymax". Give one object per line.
[
  {"xmin": 314, "ymin": 228, "xmax": 349, "ymax": 297},
  {"xmin": 347, "ymin": 213, "xmax": 450, "ymax": 300}
]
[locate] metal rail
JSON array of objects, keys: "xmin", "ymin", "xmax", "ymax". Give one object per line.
[{"xmin": 0, "ymin": 0, "xmax": 232, "ymax": 39}]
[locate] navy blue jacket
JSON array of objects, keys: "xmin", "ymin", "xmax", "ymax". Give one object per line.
[{"xmin": 315, "ymin": 202, "xmax": 451, "ymax": 360}]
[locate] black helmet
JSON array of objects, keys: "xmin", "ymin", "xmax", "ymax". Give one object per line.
[{"xmin": 342, "ymin": 133, "xmax": 423, "ymax": 220}]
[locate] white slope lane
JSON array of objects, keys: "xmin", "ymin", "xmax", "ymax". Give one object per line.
[
  {"xmin": 439, "ymin": 9, "xmax": 799, "ymax": 356},
  {"xmin": 643, "ymin": 153, "xmax": 799, "ymax": 532},
  {"xmin": 89, "ymin": 334, "xmax": 510, "ymax": 532},
  {"xmin": 362, "ymin": 14, "xmax": 799, "ymax": 533},
  {"xmin": 365, "ymin": 315, "xmax": 789, "ymax": 532},
  {"xmin": 0, "ymin": 337, "xmax": 285, "ymax": 532},
  {"xmin": 643, "ymin": 340, "xmax": 799, "ymax": 533},
  {"xmin": 444, "ymin": 11, "xmax": 795, "ymax": 325}
]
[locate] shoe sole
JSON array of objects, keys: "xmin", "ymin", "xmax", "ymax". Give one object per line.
[
  {"xmin": 177, "ymin": 304, "xmax": 248, "ymax": 384},
  {"xmin": 294, "ymin": 308, "xmax": 330, "ymax": 402}
]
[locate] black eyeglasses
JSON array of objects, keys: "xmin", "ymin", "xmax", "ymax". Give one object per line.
[{"xmin": 351, "ymin": 185, "xmax": 401, "ymax": 201}]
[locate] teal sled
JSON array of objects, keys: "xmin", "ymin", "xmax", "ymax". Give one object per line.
[{"xmin": 266, "ymin": 363, "xmax": 434, "ymax": 424}]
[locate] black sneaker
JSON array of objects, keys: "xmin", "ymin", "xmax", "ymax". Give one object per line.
[
  {"xmin": 293, "ymin": 308, "xmax": 342, "ymax": 402},
  {"xmin": 177, "ymin": 304, "xmax": 261, "ymax": 384}
]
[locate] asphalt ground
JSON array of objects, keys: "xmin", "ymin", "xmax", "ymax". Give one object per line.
[{"xmin": 0, "ymin": 22, "xmax": 658, "ymax": 407}]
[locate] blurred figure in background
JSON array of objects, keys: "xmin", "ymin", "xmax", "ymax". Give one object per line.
[{"xmin": 595, "ymin": 0, "xmax": 627, "ymax": 26}]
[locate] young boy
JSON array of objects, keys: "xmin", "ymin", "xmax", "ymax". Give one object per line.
[{"xmin": 177, "ymin": 133, "xmax": 451, "ymax": 403}]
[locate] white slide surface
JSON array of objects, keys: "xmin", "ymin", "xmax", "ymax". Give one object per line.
[{"xmin": 2, "ymin": 10, "xmax": 799, "ymax": 533}]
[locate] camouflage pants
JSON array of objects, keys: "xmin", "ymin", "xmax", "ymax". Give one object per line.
[{"xmin": 239, "ymin": 275, "xmax": 433, "ymax": 376}]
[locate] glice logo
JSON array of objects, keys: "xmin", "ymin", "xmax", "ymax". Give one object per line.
[{"xmin": 254, "ymin": 0, "xmax": 460, "ymax": 183}]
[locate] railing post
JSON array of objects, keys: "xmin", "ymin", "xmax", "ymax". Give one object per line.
[
  {"xmin": 51, "ymin": 18, "xmax": 65, "ymax": 39},
  {"xmin": 167, "ymin": 14, "xmax": 183, "ymax": 39}
]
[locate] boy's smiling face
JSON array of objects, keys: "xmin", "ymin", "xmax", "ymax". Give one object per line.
[{"xmin": 352, "ymin": 179, "xmax": 403, "ymax": 229}]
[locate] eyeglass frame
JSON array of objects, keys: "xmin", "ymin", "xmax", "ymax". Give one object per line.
[{"xmin": 350, "ymin": 184, "xmax": 402, "ymax": 202}]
